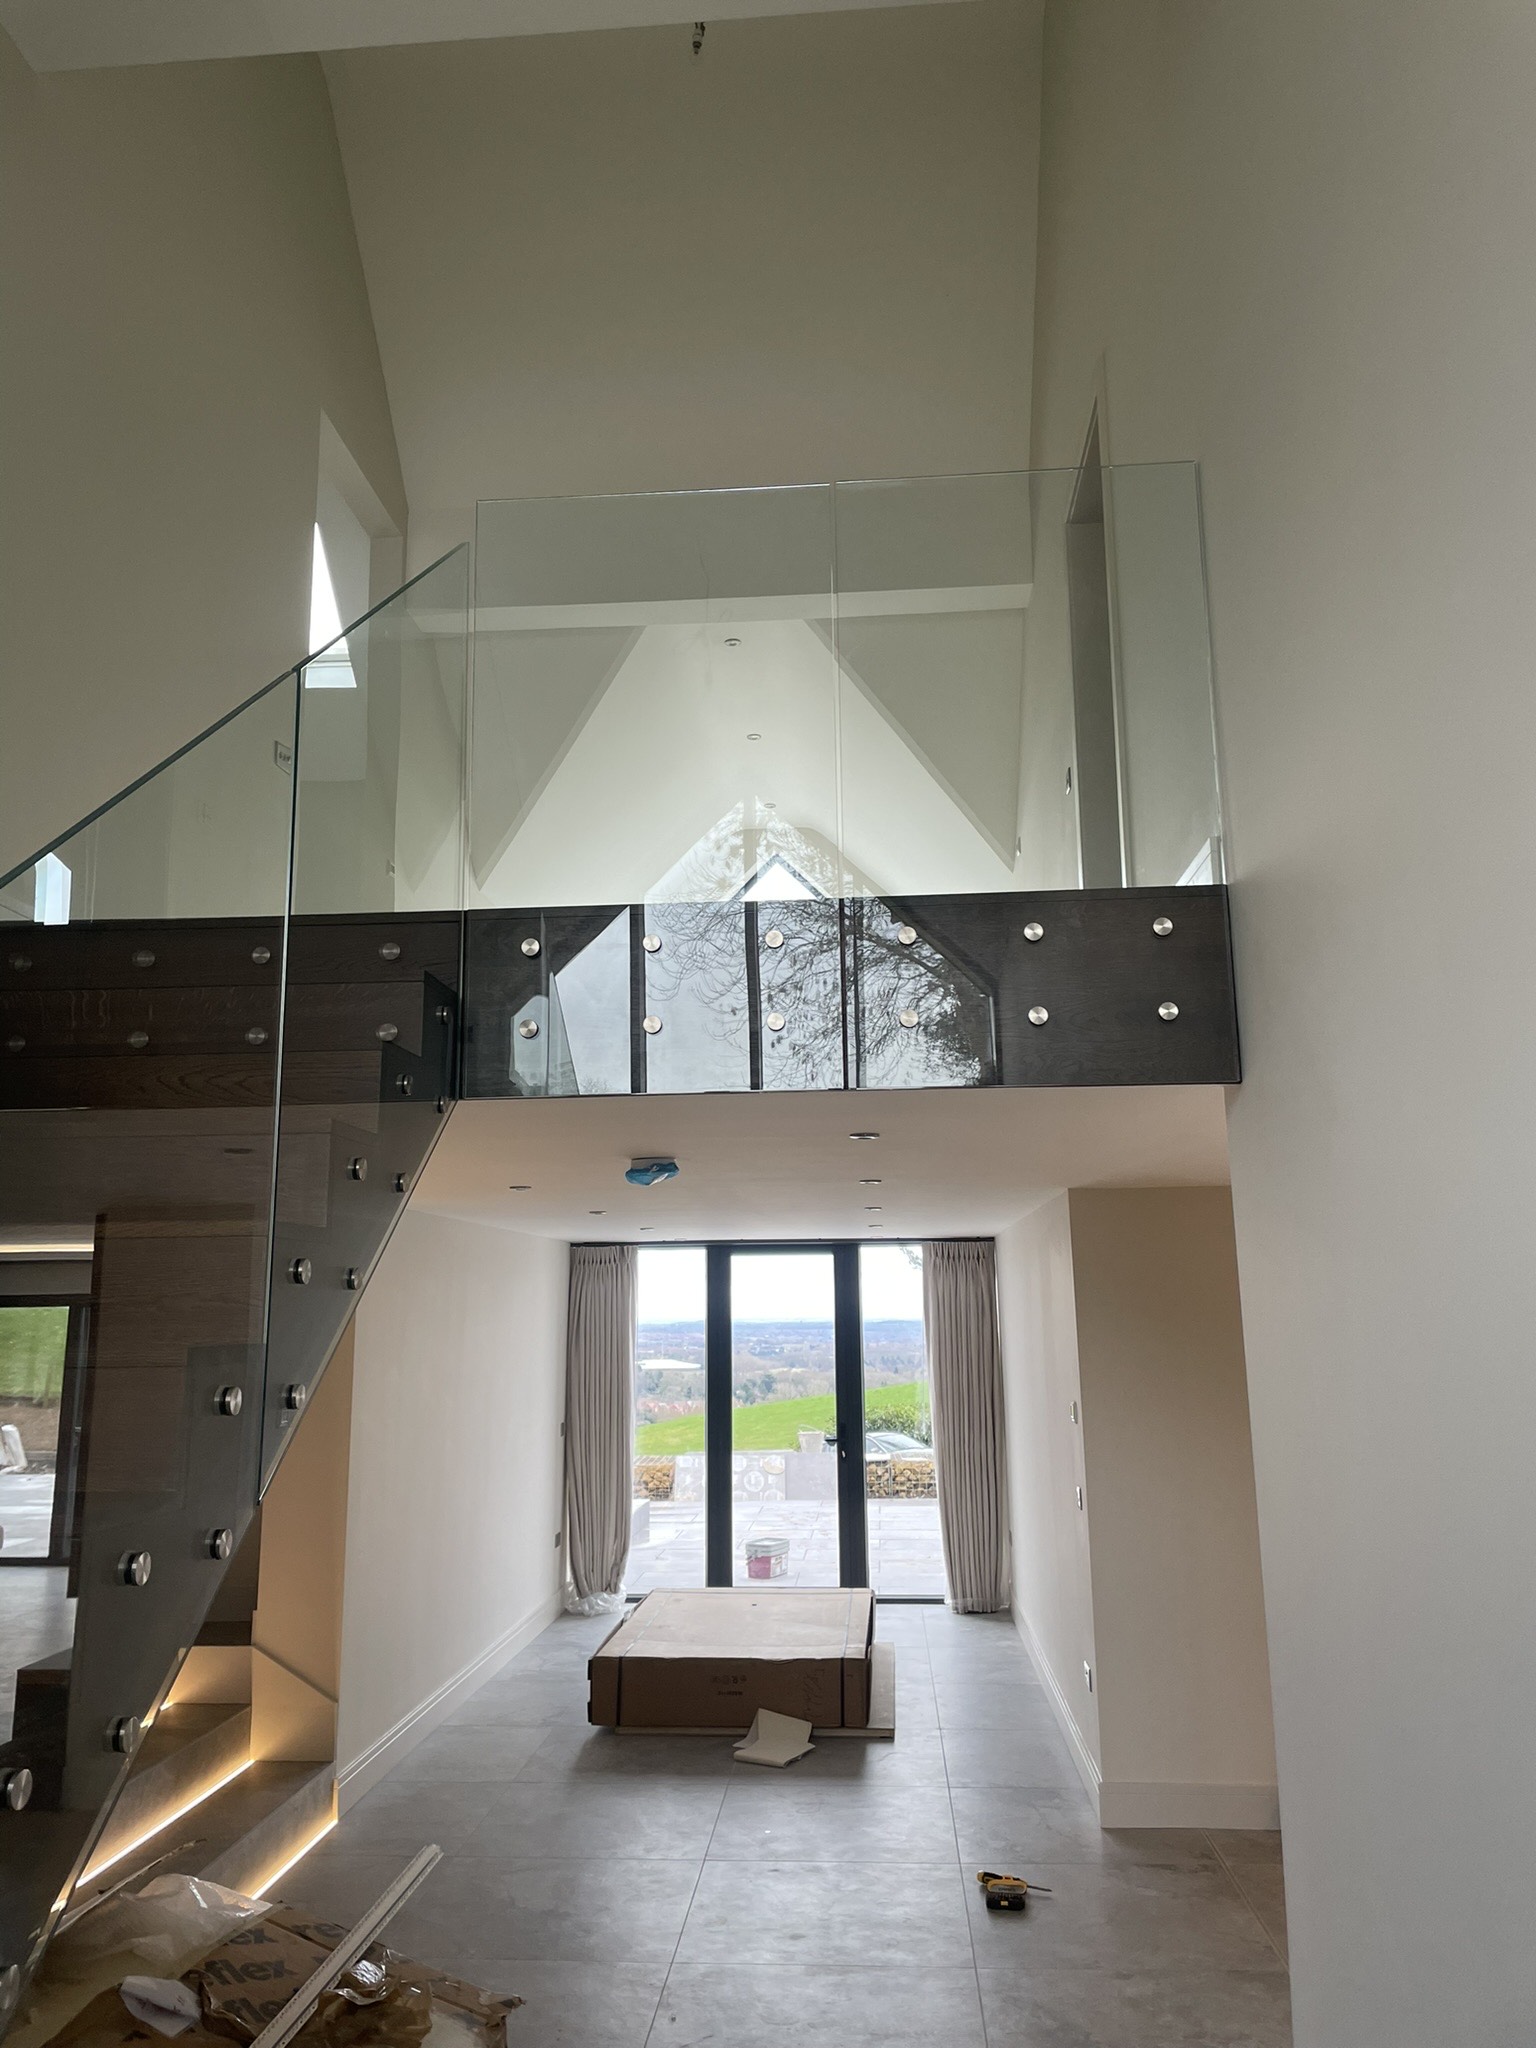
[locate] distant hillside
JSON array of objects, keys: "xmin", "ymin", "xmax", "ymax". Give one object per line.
[{"xmin": 635, "ymin": 1377, "xmax": 928, "ymax": 1454}]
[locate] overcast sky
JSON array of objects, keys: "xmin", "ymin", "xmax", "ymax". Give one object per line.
[{"xmin": 637, "ymin": 1244, "xmax": 923, "ymax": 1324}]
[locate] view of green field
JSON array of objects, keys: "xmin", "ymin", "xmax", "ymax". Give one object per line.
[
  {"xmin": 635, "ymin": 1378, "xmax": 928, "ymax": 1454},
  {"xmin": 0, "ymin": 1307, "xmax": 69, "ymax": 1401}
]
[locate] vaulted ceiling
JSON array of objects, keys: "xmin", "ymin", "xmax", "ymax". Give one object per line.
[{"xmin": 0, "ymin": 0, "xmax": 961, "ymax": 71}]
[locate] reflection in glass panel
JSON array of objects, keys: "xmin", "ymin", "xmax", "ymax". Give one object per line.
[
  {"xmin": 730, "ymin": 1252, "xmax": 839, "ymax": 1589},
  {"xmin": 834, "ymin": 472, "xmax": 1033, "ymax": 899},
  {"xmin": 470, "ymin": 467, "xmax": 1223, "ymax": 911},
  {"xmin": 642, "ymin": 900, "xmax": 750, "ymax": 1094},
  {"xmin": 853, "ymin": 900, "xmax": 995, "ymax": 1089},
  {"xmin": 755, "ymin": 897, "xmax": 846, "ymax": 1092},
  {"xmin": 550, "ymin": 911, "xmax": 630, "ymax": 1095},
  {"xmin": 265, "ymin": 548, "xmax": 469, "ymax": 1483},
  {"xmin": 471, "ymin": 487, "xmax": 838, "ymax": 911},
  {"xmin": 630, "ymin": 1247, "xmax": 707, "ymax": 1593},
  {"xmin": 860, "ymin": 1245, "xmax": 942, "ymax": 1598},
  {"xmin": 0, "ymin": 1304, "xmax": 73, "ymax": 1566},
  {"xmin": 0, "ymin": 672, "xmax": 297, "ymax": 1960},
  {"xmin": 1103, "ymin": 463, "xmax": 1224, "ymax": 886}
]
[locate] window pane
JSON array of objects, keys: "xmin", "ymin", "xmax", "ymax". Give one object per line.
[
  {"xmin": 631, "ymin": 1247, "xmax": 707, "ymax": 1591},
  {"xmin": 860, "ymin": 1244, "xmax": 943, "ymax": 1596},
  {"xmin": 0, "ymin": 1304, "xmax": 71, "ymax": 1563},
  {"xmin": 730, "ymin": 1252, "xmax": 839, "ymax": 1588}
]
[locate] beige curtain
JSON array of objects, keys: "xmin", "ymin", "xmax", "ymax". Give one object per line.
[
  {"xmin": 564, "ymin": 1244, "xmax": 637, "ymax": 1615},
  {"xmin": 924, "ymin": 1238, "xmax": 1010, "ymax": 1613}
]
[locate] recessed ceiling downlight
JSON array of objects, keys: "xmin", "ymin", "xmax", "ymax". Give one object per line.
[
  {"xmin": 508, "ymin": 1184, "xmax": 531, "ymax": 1191},
  {"xmin": 859, "ymin": 1178, "xmax": 882, "ymax": 1186},
  {"xmin": 849, "ymin": 1132, "xmax": 880, "ymax": 1142}
]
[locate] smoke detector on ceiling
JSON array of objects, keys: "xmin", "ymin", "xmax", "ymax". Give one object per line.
[{"xmin": 625, "ymin": 1158, "xmax": 680, "ymax": 1187}]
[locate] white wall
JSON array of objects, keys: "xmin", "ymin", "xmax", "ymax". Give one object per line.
[
  {"xmin": 336, "ymin": 1210, "xmax": 568, "ymax": 1800},
  {"xmin": 996, "ymin": 1194, "xmax": 1101, "ymax": 1781},
  {"xmin": 998, "ymin": 1188, "xmax": 1273, "ymax": 1827},
  {"xmin": 1069, "ymin": 1188, "xmax": 1275, "ymax": 1828},
  {"xmin": 1030, "ymin": 5, "xmax": 1536, "ymax": 2040},
  {"xmin": 324, "ymin": 1, "xmax": 1041, "ymax": 566},
  {"xmin": 0, "ymin": 32, "xmax": 405, "ymax": 875}
]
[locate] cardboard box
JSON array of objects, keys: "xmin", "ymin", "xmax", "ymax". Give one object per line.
[{"xmin": 588, "ymin": 1589, "xmax": 875, "ymax": 1730}]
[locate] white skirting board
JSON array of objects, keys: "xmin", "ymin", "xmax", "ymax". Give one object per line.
[
  {"xmin": 336, "ymin": 1592, "xmax": 562, "ymax": 1810},
  {"xmin": 1009, "ymin": 1605, "xmax": 1279, "ymax": 1832},
  {"xmin": 1097, "ymin": 1780, "xmax": 1281, "ymax": 1830},
  {"xmin": 1010, "ymin": 1605, "xmax": 1103, "ymax": 1805}
]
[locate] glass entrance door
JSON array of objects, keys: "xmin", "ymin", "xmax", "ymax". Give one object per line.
[
  {"xmin": 727, "ymin": 1251, "xmax": 839, "ymax": 1588},
  {"xmin": 703, "ymin": 1244, "xmax": 867, "ymax": 1589}
]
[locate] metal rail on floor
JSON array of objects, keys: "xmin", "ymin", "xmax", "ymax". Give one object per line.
[{"xmin": 248, "ymin": 1844, "xmax": 443, "ymax": 2048}]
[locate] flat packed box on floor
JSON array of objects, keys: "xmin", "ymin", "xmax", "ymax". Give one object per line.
[{"xmin": 589, "ymin": 1589, "xmax": 875, "ymax": 1730}]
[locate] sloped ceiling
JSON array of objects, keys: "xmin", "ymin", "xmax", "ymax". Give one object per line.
[{"xmin": 0, "ymin": 0, "xmax": 963, "ymax": 70}]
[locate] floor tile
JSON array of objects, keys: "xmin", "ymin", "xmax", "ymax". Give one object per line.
[
  {"xmin": 1222, "ymin": 1860, "xmax": 1289, "ymax": 1962},
  {"xmin": 651, "ymin": 1965, "xmax": 986, "ymax": 2047},
  {"xmin": 387, "ymin": 1724, "xmax": 551, "ymax": 1782},
  {"xmin": 455, "ymin": 1958, "xmax": 669, "ymax": 2048},
  {"xmin": 964, "ymin": 1860, "xmax": 1290, "ymax": 1973},
  {"xmin": 673, "ymin": 1859, "xmax": 971, "ymax": 1969},
  {"xmin": 331, "ymin": 1776, "xmax": 518, "ymax": 1854},
  {"xmin": 267, "ymin": 1605, "xmax": 1288, "ymax": 2048},
  {"xmin": 515, "ymin": 1725, "xmax": 738, "ymax": 1782},
  {"xmin": 932, "ymin": 1677, "xmax": 1055, "ymax": 1732},
  {"xmin": 706, "ymin": 1780, "xmax": 958, "ymax": 1863},
  {"xmin": 976, "ymin": 1963, "xmax": 1292, "ymax": 2047},
  {"xmin": 951, "ymin": 1786, "xmax": 1221, "ymax": 1870},
  {"xmin": 1208, "ymin": 1828, "xmax": 1284, "ymax": 1866},
  {"xmin": 750, "ymin": 1729, "xmax": 949, "ymax": 1789},
  {"xmin": 941, "ymin": 1725, "xmax": 1084, "ymax": 1791},
  {"xmin": 450, "ymin": 1676, "xmax": 590, "ymax": 1727},
  {"xmin": 381, "ymin": 1854, "xmax": 703, "ymax": 1965},
  {"xmin": 475, "ymin": 1778, "xmax": 726, "ymax": 1861},
  {"xmin": 279, "ymin": 1848, "xmax": 426, "ymax": 1926}
]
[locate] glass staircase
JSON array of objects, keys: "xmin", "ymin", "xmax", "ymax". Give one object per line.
[
  {"xmin": 0, "ymin": 462, "xmax": 1237, "ymax": 2027},
  {"xmin": 0, "ymin": 549, "xmax": 468, "ymax": 2027}
]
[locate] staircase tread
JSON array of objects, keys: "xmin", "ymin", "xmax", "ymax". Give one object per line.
[
  {"xmin": 133, "ymin": 1700, "xmax": 249, "ymax": 1770},
  {"xmin": 75, "ymin": 1760, "xmax": 331, "ymax": 1907}
]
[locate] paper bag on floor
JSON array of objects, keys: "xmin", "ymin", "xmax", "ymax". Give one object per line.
[{"xmin": 733, "ymin": 1709, "xmax": 815, "ymax": 1768}]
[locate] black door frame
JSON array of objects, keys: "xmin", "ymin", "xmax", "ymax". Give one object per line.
[{"xmin": 702, "ymin": 1241, "xmax": 869, "ymax": 1590}]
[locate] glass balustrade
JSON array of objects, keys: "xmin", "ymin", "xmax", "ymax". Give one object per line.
[
  {"xmin": 472, "ymin": 464, "xmax": 1222, "ymax": 917},
  {"xmin": 465, "ymin": 465, "xmax": 1226, "ymax": 1098},
  {"xmin": 0, "ymin": 549, "xmax": 467, "ymax": 2014},
  {"xmin": 0, "ymin": 465, "xmax": 1231, "ymax": 2015}
]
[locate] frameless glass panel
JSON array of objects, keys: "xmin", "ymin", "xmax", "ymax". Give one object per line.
[
  {"xmin": 729, "ymin": 1252, "xmax": 839, "ymax": 1589},
  {"xmin": 549, "ymin": 911, "xmax": 631, "ymax": 1095},
  {"xmin": 859, "ymin": 1245, "xmax": 941, "ymax": 1598},
  {"xmin": 641, "ymin": 901, "xmax": 750, "ymax": 1095},
  {"xmin": 0, "ymin": 673, "xmax": 296, "ymax": 1985},
  {"xmin": 833, "ymin": 472, "xmax": 1033, "ymax": 899},
  {"xmin": 264, "ymin": 550, "xmax": 469, "ymax": 1483},
  {"xmin": 1103, "ymin": 463, "xmax": 1223, "ymax": 886},
  {"xmin": 833, "ymin": 465, "xmax": 1221, "ymax": 897},
  {"xmin": 0, "ymin": 1304, "xmax": 74, "ymax": 1563},
  {"xmin": 472, "ymin": 487, "xmax": 838, "ymax": 911},
  {"xmin": 630, "ymin": 1247, "xmax": 706, "ymax": 1593},
  {"xmin": 754, "ymin": 897, "xmax": 846, "ymax": 1092},
  {"xmin": 852, "ymin": 900, "xmax": 996, "ymax": 1089}
]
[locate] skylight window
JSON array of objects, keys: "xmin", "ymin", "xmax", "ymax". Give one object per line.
[
  {"xmin": 305, "ymin": 524, "xmax": 356, "ymax": 688},
  {"xmin": 740, "ymin": 856, "xmax": 821, "ymax": 902}
]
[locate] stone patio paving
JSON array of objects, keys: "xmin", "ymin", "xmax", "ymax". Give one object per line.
[{"xmin": 625, "ymin": 1498, "xmax": 946, "ymax": 1597}]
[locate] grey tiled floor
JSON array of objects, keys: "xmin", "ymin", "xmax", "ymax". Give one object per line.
[{"xmin": 284, "ymin": 1607, "xmax": 1291, "ymax": 2047}]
